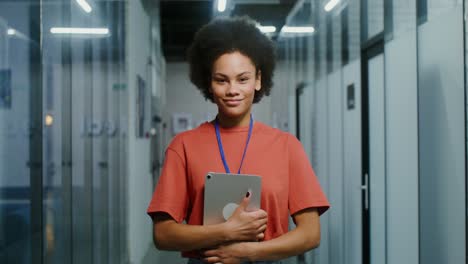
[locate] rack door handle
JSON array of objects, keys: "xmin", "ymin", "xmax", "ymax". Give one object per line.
[{"xmin": 361, "ymin": 173, "xmax": 369, "ymax": 210}]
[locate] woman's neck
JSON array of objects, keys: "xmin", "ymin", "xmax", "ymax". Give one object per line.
[{"xmin": 216, "ymin": 112, "xmax": 252, "ymax": 128}]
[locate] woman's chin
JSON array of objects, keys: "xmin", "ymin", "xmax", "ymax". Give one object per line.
[{"xmin": 219, "ymin": 110, "xmax": 246, "ymax": 118}]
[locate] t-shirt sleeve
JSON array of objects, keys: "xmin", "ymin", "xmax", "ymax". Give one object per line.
[
  {"xmin": 288, "ymin": 134, "xmax": 330, "ymax": 216},
  {"xmin": 147, "ymin": 138, "xmax": 189, "ymax": 223}
]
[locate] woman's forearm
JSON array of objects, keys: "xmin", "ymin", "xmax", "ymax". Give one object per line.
[
  {"xmin": 154, "ymin": 218, "xmax": 229, "ymax": 252},
  {"xmin": 203, "ymin": 208, "xmax": 320, "ymax": 263},
  {"xmin": 153, "ymin": 205, "xmax": 267, "ymax": 252},
  {"xmin": 246, "ymin": 209, "xmax": 320, "ymax": 261},
  {"xmin": 246, "ymin": 224, "xmax": 319, "ymax": 261}
]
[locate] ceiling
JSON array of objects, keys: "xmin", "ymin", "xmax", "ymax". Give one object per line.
[{"xmin": 159, "ymin": 0, "xmax": 298, "ymax": 61}]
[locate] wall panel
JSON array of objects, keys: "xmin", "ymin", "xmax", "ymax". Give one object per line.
[
  {"xmin": 418, "ymin": 7, "xmax": 465, "ymax": 264},
  {"xmin": 385, "ymin": 28, "xmax": 419, "ymax": 264}
]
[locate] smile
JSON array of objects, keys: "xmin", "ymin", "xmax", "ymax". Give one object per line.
[{"xmin": 223, "ymin": 99, "xmax": 243, "ymax": 106}]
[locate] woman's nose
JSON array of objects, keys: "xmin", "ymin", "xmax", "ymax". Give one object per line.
[{"xmin": 225, "ymin": 82, "xmax": 240, "ymax": 95}]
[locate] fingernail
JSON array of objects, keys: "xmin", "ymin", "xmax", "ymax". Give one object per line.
[{"xmin": 246, "ymin": 191, "xmax": 251, "ymax": 198}]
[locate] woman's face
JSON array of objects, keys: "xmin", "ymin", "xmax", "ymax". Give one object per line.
[{"xmin": 210, "ymin": 51, "xmax": 261, "ymax": 124}]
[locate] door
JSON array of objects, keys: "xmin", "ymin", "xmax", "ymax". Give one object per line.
[{"xmin": 361, "ymin": 40, "xmax": 386, "ymax": 264}]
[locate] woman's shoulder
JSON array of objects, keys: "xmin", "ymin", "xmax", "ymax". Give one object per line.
[
  {"xmin": 254, "ymin": 121, "xmax": 292, "ymax": 138},
  {"xmin": 254, "ymin": 121, "xmax": 304, "ymax": 149}
]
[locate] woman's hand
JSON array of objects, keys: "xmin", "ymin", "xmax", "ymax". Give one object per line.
[
  {"xmin": 152, "ymin": 192, "xmax": 267, "ymax": 252},
  {"xmin": 202, "ymin": 242, "xmax": 253, "ymax": 264},
  {"xmin": 222, "ymin": 192, "xmax": 268, "ymax": 242}
]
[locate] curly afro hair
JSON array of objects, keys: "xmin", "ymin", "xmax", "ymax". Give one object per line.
[{"xmin": 187, "ymin": 16, "xmax": 276, "ymax": 104}]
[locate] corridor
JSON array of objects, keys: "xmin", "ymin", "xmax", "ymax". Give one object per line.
[{"xmin": 0, "ymin": 0, "xmax": 466, "ymax": 263}]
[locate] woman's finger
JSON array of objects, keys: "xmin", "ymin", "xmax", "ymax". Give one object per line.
[
  {"xmin": 203, "ymin": 256, "xmax": 221, "ymax": 263},
  {"xmin": 203, "ymin": 249, "xmax": 218, "ymax": 257},
  {"xmin": 256, "ymin": 232, "xmax": 265, "ymax": 240}
]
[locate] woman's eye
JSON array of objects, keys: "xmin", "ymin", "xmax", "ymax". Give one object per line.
[
  {"xmin": 214, "ymin": 79, "xmax": 226, "ymax": 83},
  {"xmin": 239, "ymin": 78, "xmax": 249, "ymax": 83}
]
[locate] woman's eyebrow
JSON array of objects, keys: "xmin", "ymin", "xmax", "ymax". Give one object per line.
[
  {"xmin": 212, "ymin": 73, "xmax": 227, "ymax": 78},
  {"xmin": 237, "ymin": 72, "xmax": 253, "ymax": 76},
  {"xmin": 212, "ymin": 71, "xmax": 253, "ymax": 77}
]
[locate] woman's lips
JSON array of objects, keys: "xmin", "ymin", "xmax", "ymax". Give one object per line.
[{"xmin": 223, "ymin": 99, "xmax": 242, "ymax": 106}]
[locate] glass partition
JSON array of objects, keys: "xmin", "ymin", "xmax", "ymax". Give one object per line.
[
  {"xmin": 0, "ymin": 2, "xmax": 42, "ymax": 263},
  {"xmin": 1, "ymin": 1, "xmax": 129, "ymax": 263}
]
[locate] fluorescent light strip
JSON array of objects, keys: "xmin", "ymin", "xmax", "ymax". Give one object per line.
[
  {"xmin": 76, "ymin": 0, "xmax": 92, "ymax": 13},
  {"xmin": 324, "ymin": 0, "xmax": 340, "ymax": 12},
  {"xmin": 218, "ymin": 0, "xmax": 227, "ymax": 12},
  {"xmin": 50, "ymin": 27, "xmax": 109, "ymax": 35},
  {"xmin": 281, "ymin": 26, "xmax": 315, "ymax": 33},
  {"xmin": 7, "ymin": 28, "xmax": 15, "ymax": 35},
  {"xmin": 258, "ymin": 26, "xmax": 276, "ymax": 33}
]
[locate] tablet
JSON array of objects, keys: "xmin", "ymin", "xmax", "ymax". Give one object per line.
[{"xmin": 203, "ymin": 172, "xmax": 262, "ymax": 225}]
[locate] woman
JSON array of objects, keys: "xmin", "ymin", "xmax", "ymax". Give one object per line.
[{"xmin": 147, "ymin": 16, "xmax": 329, "ymax": 264}]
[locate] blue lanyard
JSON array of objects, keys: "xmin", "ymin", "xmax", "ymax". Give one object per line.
[{"xmin": 214, "ymin": 115, "xmax": 254, "ymax": 174}]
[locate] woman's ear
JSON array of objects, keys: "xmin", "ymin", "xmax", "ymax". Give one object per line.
[{"xmin": 255, "ymin": 71, "xmax": 262, "ymax": 91}]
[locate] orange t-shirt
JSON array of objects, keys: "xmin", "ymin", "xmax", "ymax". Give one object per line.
[{"xmin": 147, "ymin": 121, "xmax": 329, "ymax": 257}]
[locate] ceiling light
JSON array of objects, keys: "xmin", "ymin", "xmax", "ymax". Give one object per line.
[
  {"xmin": 76, "ymin": 0, "xmax": 92, "ymax": 13},
  {"xmin": 281, "ymin": 26, "xmax": 315, "ymax": 34},
  {"xmin": 7, "ymin": 28, "xmax": 15, "ymax": 35},
  {"xmin": 324, "ymin": 0, "xmax": 340, "ymax": 12},
  {"xmin": 50, "ymin": 27, "xmax": 109, "ymax": 35},
  {"xmin": 257, "ymin": 26, "xmax": 276, "ymax": 33},
  {"xmin": 218, "ymin": 0, "xmax": 227, "ymax": 12}
]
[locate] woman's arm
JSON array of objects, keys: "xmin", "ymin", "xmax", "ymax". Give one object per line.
[
  {"xmin": 153, "ymin": 195, "xmax": 268, "ymax": 252},
  {"xmin": 203, "ymin": 208, "xmax": 320, "ymax": 263}
]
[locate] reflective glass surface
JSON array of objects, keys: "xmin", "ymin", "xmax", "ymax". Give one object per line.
[{"xmin": 0, "ymin": 1, "xmax": 128, "ymax": 263}]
